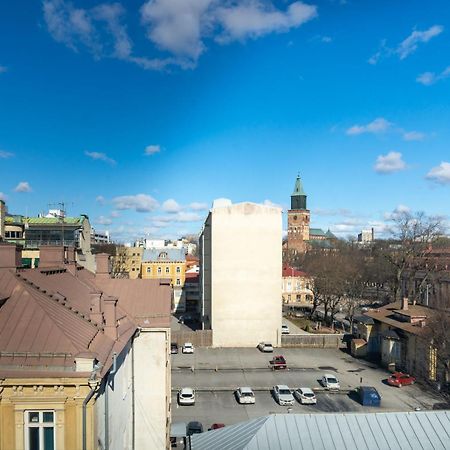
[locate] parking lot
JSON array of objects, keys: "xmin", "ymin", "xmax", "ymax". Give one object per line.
[{"xmin": 171, "ymin": 347, "xmax": 441, "ymax": 430}]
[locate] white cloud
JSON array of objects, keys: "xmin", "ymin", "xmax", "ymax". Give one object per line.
[
  {"xmin": 0, "ymin": 66, "xmax": 7, "ymax": 73},
  {"xmin": 416, "ymin": 66, "xmax": 450, "ymax": 86},
  {"xmin": 374, "ymin": 151, "xmax": 407, "ymax": 174},
  {"xmin": 96, "ymin": 195, "xmax": 105, "ymax": 205},
  {"xmin": 151, "ymin": 211, "xmax": 202, "ymax": 225},
  {"xmin": 0, "ymin": 192, "xmax": 7, "ymax": 201},
  {"xmin": 346, "ymin": 118, "xmax": 391, "ymax": 136},
  {"xmin": 85, "ymin": 151, "xmax": 116, "ymax": 165},
  {"xmin": 397, "ymin": 25, "xmax": 443, "ymax": 60},
  {"xmin": 321, "ymin": 36, "xmax": 332, "ymax": 43},
  {"xmin": 0, "ymin": 150, "xmax": 14, "ymax": 158},
  {"xmin": 189, "ymin": 202, "xmax": 209, "ymax": 211},
  {"xmin": 402, "ymin": 131, "xmax": 425, "ymax": 141},
  {"xmin": 162, "ymin": 198, "xmax": 182, "ymax": 213},
  {"xmin": 95, "ymin": 216, "xmax": 112, "ymax": 225},
  {"xmin": 426, "ymin": 162, "xmax": 450, "ymax": 185},
  {"xmin": 215, "ymin": 1, "xmax": 318, "ymax": 43},
  {"xmin": 144, "ymin": 144, "xmax": 161, "ymax": 155},
  {"xmin": 14, "ymin": 181, "xmax": 32, "ymax": 193},
  {"xmin": 313, "ymin": 208, "xmax": 353, "ymax": 217},
  {"xmin": 384, "ymin": 204, "xmax": 411, "ymax": 220},
  {"xmin": 110, "ymin": 210, "xmax": 120, "ymax": 218},
  {"xmin": 112, "ymin": 194, "xmax": 159, "ymax": 212}
]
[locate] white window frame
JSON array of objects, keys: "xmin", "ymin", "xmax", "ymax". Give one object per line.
[
  {"xmin": 24, "ymin": 410, "xmax": 56, "ymax": 450},
  {"xmin": 157, "ymin": 266, "xmax": 162, "ymax": 274},
  {"xmin": 176, "ymin": 266, "xmax": 181, "ymax": 273},
  {"xmin": 176, "ymin": 278, "xmax": 181, "ymax": 286},
  {"xmin": 146, "ymin": 266, "xmax": 151, "ymax": 273},
  {"xmin": 165, "ymin": 266, "xmax": 170, "ymax": 274}
]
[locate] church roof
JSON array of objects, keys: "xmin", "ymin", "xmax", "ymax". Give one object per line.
[{"xmin": 292, "ymin": 175, "xmax": 306, "ymax": 196}]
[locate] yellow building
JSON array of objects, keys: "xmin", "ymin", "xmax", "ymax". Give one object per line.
[{"xmin": 141, "ymin": 248, "xmax": 186, "ymax": 287}]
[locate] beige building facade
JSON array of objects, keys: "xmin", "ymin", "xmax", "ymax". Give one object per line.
[{"xmin": 200, "ymin": 201, "xmax": 282, "ymax": 347}]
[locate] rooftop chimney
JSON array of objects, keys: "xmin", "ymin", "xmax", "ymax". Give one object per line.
[
  {"xmin": 0, "ymin": 200, "xmax": 5, "ymax": 240},
  {"xmin": 103, "ymin": 296, "xmax": 118, "ymax": 340},
  {"xmin": 96, "ymin": 253, "xmax": 110, "ymax": 279},
  {"xmin": 89, "ymin": 291, "xmax": 103, "ymax": 325},
  {"xmin": 0, "ymin": 244, "xmax": 21, "ymax": 269},
  {"xmin": 401, "ymin": 297, "xmax": 409, "ymax": 311},
  {"xmin": 39, "ymin": 246, "xmax": 65, "ymax": 268}
]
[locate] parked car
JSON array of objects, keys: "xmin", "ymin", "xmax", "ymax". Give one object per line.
[
  {"xmin": 270, "ymin": 355, "xmax": 287, "ymax": 370},
  {"xmin": 186, "ymin": 421, "xmax": 203, "ymax": 436},
  {"xmin": 356, "ymin": 386, "xmax": 381, "ymax": 406},
  {"xmin": 257, "ymin": 342, "xmax": 274, "ymax": 352},
  {"xmin": 294, "ymin": 387, "xmax": 317, "ymax": 405},
  {"xmin": 321, "ymin": 374, "xmax": 340, "ymax": 390},
  {"xmin": 171, "ymin": 343, "xmax": 178, "ymax": 354},
  {"xmin": 281, "ymin": 324, "xmax": 290, "ymax": 334},
  {"xmin": 235, "ymin": 387, "xmax": 256, "ymax": 404},
  {"xmin": 273, "ymin": 385, "xmax": 295, "ymax": 406},
  {"xmin": 209, "ymin": 423, "xmax": 225, "ymax": 431},
  {"xmin": 178, "ymin": 388, "xmax": 195, "ymax": 406},
  {"xmin": 387, "ymin": 372, "xmax": 416, "ymax": 387},
  {"xmin": 170, "ymin": 422, "xmax": 187, "ymax": 448},
  {"xmin": 182, "ymin": 342, "xmax": 194, "ymax": 354}
]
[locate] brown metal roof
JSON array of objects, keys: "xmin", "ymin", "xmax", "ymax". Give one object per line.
[{"xmin": 0, "ymin": 261, "xmax": 171, "ymax": 378}]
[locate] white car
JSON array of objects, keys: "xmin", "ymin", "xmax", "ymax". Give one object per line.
[
  {"xmin": 257, "ymin": 342, "xmax": 274, "ymax": 352},
  {"xmin": 321, "ymin": 374, "xmax": 340, "ymax": 390},
  {"xmin": 294, "ymin": 387, "xmax": 317, "ymax": 405},
  {"xmin": 178, "ymin": 388, "xmax": 195, "ymax": 406},
  {"xmin": 235, "ymin": 387, "xmax": 256, "ymax": 404},
  {"xmin": 281, "ymin": 324, "xmax": 290, "ymax": 334},
  {"xmin": 273, "ymin": 385, "xmax": 295, "ymax": 406},
  {"xmin": 182, "ymin": 342, "xmax": 194, "ymax": 354}
]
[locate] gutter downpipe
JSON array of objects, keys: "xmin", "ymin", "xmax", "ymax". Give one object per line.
[
  {"xmin": 83, "ymin": 371, "xmax": 101, "ymax": 450},
  {"xmin": 105, "ymin": 352, "xmax": 118, "ymax": 450}
]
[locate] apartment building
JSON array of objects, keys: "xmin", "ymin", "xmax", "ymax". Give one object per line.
[
  {"xmin": 0, "ymin": 244, "xmax": 171, "ymax": 450},
  {"xmin": 200, "ymin": 200, "xmax": 282, "ymax": 347}
]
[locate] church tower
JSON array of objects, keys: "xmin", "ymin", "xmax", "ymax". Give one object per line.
[{"xmin": 287, "ymin": 175, "xmax": 310, "ymax": 253}]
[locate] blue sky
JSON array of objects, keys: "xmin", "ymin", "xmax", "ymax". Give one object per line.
[{"xmin": 0, "ymin": 0, "xmax": 449, "ymax": 242}]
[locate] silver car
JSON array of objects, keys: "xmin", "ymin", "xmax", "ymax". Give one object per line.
[
  {"xmin": 294, "ymin": 387, "xmax": 317, "ymax": 405},
  {"xmin": 235, "ymin": 387, "xmax": 256, "ymax": 404},
  {"xmin": 273, "ymin": 385, "xmax": 294, "ymax": 406}
]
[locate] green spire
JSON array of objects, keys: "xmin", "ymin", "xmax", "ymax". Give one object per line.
[{"xmin": 292, "ymin": 174, "xmax": 306, "ymax": 196}]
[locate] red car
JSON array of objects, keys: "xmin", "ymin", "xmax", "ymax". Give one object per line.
[
  {"xmin": 209, "ymin": 423, "xmax": 225, "ymax": 431},
  {"xmin": 387, "ymin": 372, "xmax": 416, "ymax": 387},
  {"xmin": 270, "ymin": 355, "xmax": 287, "ymax": 370}
]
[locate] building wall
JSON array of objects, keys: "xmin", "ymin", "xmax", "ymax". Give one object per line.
[
  {"xmin": 141, "ymin": 260, "xmax": 186, "ymax": 287},
  {"xmin": 0, "ymin": 379, "xmax": 95, "ymax": 450},
  {"xmin": 112, "ymin": 247, "xmax": 143, "ymax": 279},
  {"xmin": 281, "ymin": 276, "xmax": 313, "ymax": 304},
  {"xmin": 95, "ymin": 341, "xmax": 134, "ymax": 450},
  {"xmin": 133, "ymin": 328, "xmax": 170, "ymax": 450},
  {"xmin": 0, "ymin": 201, "xmax": 5, "ymax": 239},
  {"xmin": 205, "ymin": 203, "xmax": 282, "ymax": 347},
  {"xmin": 200, "ymin": 214, "xmax": 212, "ymax": 329}
]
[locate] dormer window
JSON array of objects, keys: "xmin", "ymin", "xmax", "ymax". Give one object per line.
[{"xmin": 159, "ymin": 252, "xmax": 168, "ymax": 259}]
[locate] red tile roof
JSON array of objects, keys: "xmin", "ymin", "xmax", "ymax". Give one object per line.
[{"xmin": 282, "ymin": 266, "xmax": 309, "ymax": 278}]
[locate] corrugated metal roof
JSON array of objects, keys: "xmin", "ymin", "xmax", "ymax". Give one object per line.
[{"xmin": 191, "ymin": 412, "xmax": 450, "ymax": 450}]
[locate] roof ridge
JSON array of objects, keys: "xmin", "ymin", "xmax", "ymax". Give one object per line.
[{"xmin": 15, "ymin": 272, "xmax": 102, "ymax": 330}]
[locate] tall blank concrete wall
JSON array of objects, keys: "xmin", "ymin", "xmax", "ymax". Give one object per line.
[
  {"xmin": 134, "ymin": 329, "xmax": 170, "ymax": 450},
  {"xmin": 210, "ymin": 202, "xmax": 282, "ymax": 347}
]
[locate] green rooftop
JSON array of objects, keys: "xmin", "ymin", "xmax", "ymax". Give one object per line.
[{"xmin": 292, "ymin": 175, "xmax": 306, "ymax": 196}]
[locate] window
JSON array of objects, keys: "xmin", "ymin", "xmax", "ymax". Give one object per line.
[
  {"xmin": 157, "ymin": 267, "xmax": 162, "ymax": 274},
  {"xmin": 25, "ymin": 410, "xmax": 55, "ymax": 450},
  {"xmin": 146, "ymin": 267, "xmax": 151, "ymax": 273},
  {"xmin": 176, "ymin": 279, "xmax": 181, "ymax": 286},
  {"xmin": 176, "ymin": 266, "xmax": 181, "ymax": 273},
  {"xmin": 165, "ymin": 267, "xmax": 170, "ymax": 274}
]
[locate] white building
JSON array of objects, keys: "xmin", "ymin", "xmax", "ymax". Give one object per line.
[
  {"xmin": 200, "ymin": 200, "xmax": 282, "ymax": 347},
  {"xmin": 358, "ymin": 228, "xmax": 375, "ymax": 244}
]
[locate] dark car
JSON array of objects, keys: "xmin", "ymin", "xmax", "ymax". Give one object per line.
[
  {"xmin": 387, "ymin": 372, "xmax": 416, "ymax": 387},
  {"xmin": 356, "ymin": 386, "xmax": 381, "ymax": 407},
  {"xmin": 187, "ymin": 421, "xmax": 203, "ymax": 436},
  {"xmin": 270, "ymin": 355, "xmax": 287, "ymax": 370},
  {"xmin": 171, "ymin": 343, "xmax": 178, "ymax": 354}
]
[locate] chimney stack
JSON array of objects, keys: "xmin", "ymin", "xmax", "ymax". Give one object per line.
[
  {"xmin": 39, "ymin": 246, "xmax": 65, "ymax": 268},
  {"xmin": 89, "ymin": 291, "xmax": 103, "ymax": 325},
  {"xmin": 102, "ymin": 296, "xmax": 118, "ymax": 340},
  {"xmin": 0, "ymin": 244, "xmax": 21, "ymax": 269},
  {"xmin": 401, "ymin": 297, "xmax": 409, "ymax": 311},
  {"xmin": 96, "ymin": 253, "xmax": 110, "ymax": 279}
]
